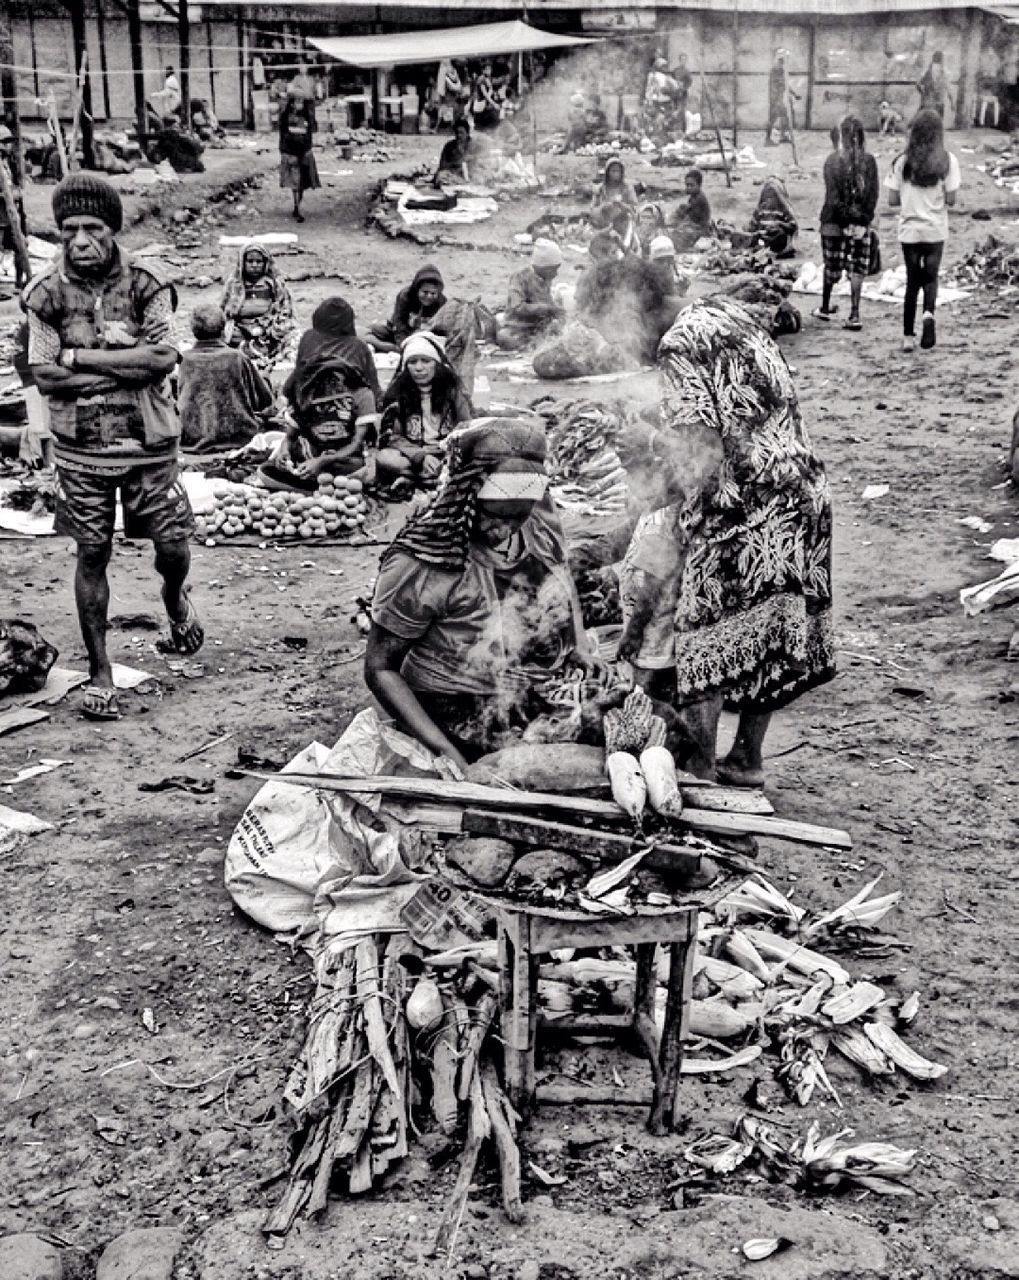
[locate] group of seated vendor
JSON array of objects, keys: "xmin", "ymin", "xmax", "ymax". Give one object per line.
[{"xmin": 592, "ymin": 160, "xmax": 714, "ymax": 256}]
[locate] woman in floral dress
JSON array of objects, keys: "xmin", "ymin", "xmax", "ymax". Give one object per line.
[{"xmin": 633, "ymin": 295, "xmax": 835, "ymax": 786}]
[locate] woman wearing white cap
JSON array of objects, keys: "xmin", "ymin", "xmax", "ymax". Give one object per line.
[
  {"xmin": 365, "ymin": 418, "xmax": 596, "ymax": 771},
  {"xmin": 376, "ymin": 332, "xmax": 471, "ymax": 489},
  {"xmin": 495, "ymin": 239, "xmax": 566, "ymax": 351}
]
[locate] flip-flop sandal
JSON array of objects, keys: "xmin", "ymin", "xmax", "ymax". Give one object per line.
[
  {"xmin": 168, "ymin": 596, "xmax": 205, "ymax": 656},
  {"xmin": 81, "ymin": 686, "xmax": 121, "ymax": 721},
  {"xmin": 842, "ymin": 317, "xmax": 863, "ymax": 331},
  {"xmin": 811, "ymin": 306, "xmax": 837, "ymax": 321}
]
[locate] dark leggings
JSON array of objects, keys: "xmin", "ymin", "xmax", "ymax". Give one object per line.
[{"xmin": 901, "ymin": 241, "xmax": 944, "ymax": 336}]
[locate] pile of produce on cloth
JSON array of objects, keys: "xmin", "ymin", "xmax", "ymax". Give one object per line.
[
  {"xmin": 570, "ymin": 135, "xmax": 648, "ymax": 158},
  {"xmin": 532, "ymin": 320, "xmax": 630, "ymax": 382},
  {"xmin": 193, "ymin": 473, "xmax": 367, "ymax": 542},
  {"xmin": 945, "ymin": 234, "xmax": 1019, "ymax": 293},
  {"xmin": 264, "ymin": 688, "xmax": 941, "ymax": 1240},
  {"xmin": 0, "ymin": 470, "xmax": 56, "ymax": 515}
]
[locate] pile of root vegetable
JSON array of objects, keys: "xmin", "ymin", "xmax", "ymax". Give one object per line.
[
  {"xmin": 193, "ymin": 473, "xmax": 367, "ymax": 542},
  {"xmin": 945, "ymin": 233, "xmax": 1019, "ymax": 293},
  {"xmin": 537, "ymin": 397, "xmax": 631, "ymax": 519}
]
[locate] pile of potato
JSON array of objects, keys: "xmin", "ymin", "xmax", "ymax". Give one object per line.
[{"xmin": 194, "ymin": 473, "xmax": 367, "ymax": 542}]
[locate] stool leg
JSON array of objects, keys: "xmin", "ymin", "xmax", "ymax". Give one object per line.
[
  {"xmin": 659, "ymin": 937, "xmax": 696, "ymax": 1132},
  {"xmin": 634, "ymin": 944, "xmax": 667, "ymax": 1136},
  {"xmin": 498, "ymin": 917, "xmax": 537, "ymax": 1120}
]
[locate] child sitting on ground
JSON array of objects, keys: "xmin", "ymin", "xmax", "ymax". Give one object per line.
[{"xmin": 670, "ymin": 167, "xmax": 713, "ymax": 250}]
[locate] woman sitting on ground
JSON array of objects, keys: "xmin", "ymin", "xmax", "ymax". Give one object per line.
[
  {"xmin": 634, "ymin": 202, "xmax": 667, "ymax": 258},
  {"xmin": 593, "ymin": 157, "xmax": 638, "ymax": 211},
  {"xmin": 220, "ymin": 242, "xmax": 296, "ymax": 375},
  {"xmin": 365, "ymin": 418, "xmax": 598, "ymax": 771},
  {"xmin": 369, "ymin": 265, "xmax": 447, "ymax": 354},
  {"xmin": 275, "ymin": 297, "xmax": 380, "ymax": 481},
  {"xmin": 434, "ymin": 118, "xmax": 479, "ymax": 186},
  {"xmin": 747, "ymin": 177, "xmax": 799, "ymax": 257},
  {"xmin": 376, "ymin": 332, "xmax": 472, "ymax": 489}
]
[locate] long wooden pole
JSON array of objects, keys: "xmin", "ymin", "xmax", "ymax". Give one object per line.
[
  {"xmin": 700, "ymin": 68, "xmax": 732, "ymax": 188},
  {"xmin": 95, "ymin": 0, "xmax": 113, "ymax": 122},
  {"xmin": 0, "ymin": 155, "xmax": 31, "ymax": 287},
  {"xmin": 178, "ymin": 0, "xmax": 191, "ymax": 125},
  {"xmin": 69, "ymin": 0, "xmax": 95, "ymax": 168},
  {"xmin": 0, "ymin": 7, "xmax": 25, "ymax": 186},
  {"xmin": 731, "ymin": 0, "xmax": 739, "ymax": 148},
  {"xmin": 68, "ymin": 53, "xmax": 88, "ymax": 172},
  {"xmin": 127, "ymin": 0, "xmax": 147, "ymax": 143}
]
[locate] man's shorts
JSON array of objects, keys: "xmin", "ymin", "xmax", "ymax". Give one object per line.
[{"xmin": 53, "ymin": 459, "xmax": 194, "ymax": 546}]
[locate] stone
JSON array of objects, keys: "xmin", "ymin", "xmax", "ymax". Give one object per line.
[
  {"xmin": 444, "ymin": 836, "xmax": 517, "ymax": 888},
  {"xmin": 0, "ymin": 1234, "xmax": 63, "ymax": 1280},
  {"xmin": 516, "ymin": 1263, "xmax": 540, "ymax": 1280},
  {"xmin": 96, "ymin": 1227, "xmax": 184, "ymax": 1280}
]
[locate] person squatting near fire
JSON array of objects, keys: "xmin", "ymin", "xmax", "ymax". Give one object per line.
[
  {"xmin": 375, "ymin": 332, "xmax": 472, "ymax": 492},
  {"xmin": 618, "ymin": 297, "xmax": 835, "ymax": 787},
  {"xmin": 24, "ymin": 173, "xmax": 201, "ymax": 722},
  {"xmin": 275, "ymin": 297, "xmax": 381, "ymax": 482},
  {"xmin": 496, "ymin": 239, "xmax": 566, "ymax": 351},
  {"xmin": 178, "ymin": 304, "xmax": 276, "ymax": 451},
  {"xmin": 365, "ymin": 418, "xmax": 600, "ymax": 775},
  {"xmin": 368, "ymin": 264, "xmax": 447, "ymax": 354},
  {"xmin": 815, "ymin": 116, "xmax": 880, "ymax": 332},
  {"xmin": 220, "ymin": 242, "xmax": 296, "ymax": 376}
]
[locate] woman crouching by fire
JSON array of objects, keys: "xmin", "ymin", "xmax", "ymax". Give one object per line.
[{"xmin": 364, "ymin": 419, "xmax": 601, "ymax": 775}]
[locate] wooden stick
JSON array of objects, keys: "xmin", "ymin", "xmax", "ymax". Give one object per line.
[
  {"xmin": 428, "ymin": 1068, "xmax": 491, "ymax": 1259},
  {"xmin": 429, "ymin": 1007, "xmax": 460, "ymax": 1136},
  {"xmin": 700, "ymin": 68, "xmax": 732, "ymax": 188},
  {"xmin": 481, "ymin": 1060, "xmax": 524, "ymax": 1224},
  {"xmin": 357, "ymin": 939, "xmax": 402, "ymax": 1099},
  {"xmin": 67, "ymin": 52, "xmax": 88, "ymax": 172},
  {"xmin": 0, "ymin": 156, "xmax": 30, "ymax": 288},
  {"xmin": 245, "ymin": 771, "xmax": 852, "ymax": 850},
  {"xmin": 48, "ymin": 93, "xmax": 68, "ymax": 178},
  {"xmin": 457, "ymin": 991, "xmax": 498, "ymax": 1102}
]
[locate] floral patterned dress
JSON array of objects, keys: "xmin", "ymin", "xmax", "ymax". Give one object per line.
[{"xmin": 658, "ymin": 296, "xmax": 835, "ymax": 712}]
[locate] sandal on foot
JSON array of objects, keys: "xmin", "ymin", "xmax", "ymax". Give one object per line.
[
  {"xmin": 716, "ymin": 759, "xmax": 766, "ymax": 790},
  {"xmin": 168, "ymin": 596, "xmax": 205, "ymax": 656},
  {"xmin": 842, "ymin": 316, "xmax": 863, "ymax": 331},
  {"xmin": 811, "ymin": 306, "xmax": 837, "ymax": 321},
  {"xmin": 81, "ymin": 686, "xmax": 121, "ymax": 721}
]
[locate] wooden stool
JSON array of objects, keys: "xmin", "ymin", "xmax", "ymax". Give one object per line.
[{"xmin": 495, "ymin": 904, "xmax": 698, "ymax": 1135}]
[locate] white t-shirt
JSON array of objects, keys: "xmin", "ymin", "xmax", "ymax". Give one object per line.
[{"xmin": 885, "ymin": 152, "xmax": 961, "ymax": 244}]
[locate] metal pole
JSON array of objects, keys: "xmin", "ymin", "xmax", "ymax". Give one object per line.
[
  {"xmin": 178, "ymin": 0, "xmax": 191, "ymax": 125},
  {"xmin": 69, "ymin": 0, "xmax": 95, "ymax": 168},
  {"xmin": 127, "ymin": 0, "xmax": 147, "ymax": 143}
]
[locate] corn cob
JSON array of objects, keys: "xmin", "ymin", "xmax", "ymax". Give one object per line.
[
  {"xmin": 716, "ymin": 876, "xmax": 805, "ymax": 926},
  {"xmin": 863, "ymin": 1021, "xmax": 948, "ymax": 1081},
  {"xmin": 723, "ymin": 929, "xmax": 773, "ymax": 983},
  {"xmin": 605, "ymin": 751, "xmax": 646, "ymax": 821},
  {"xmin": 741, "ymin": 927, "xmax": 851, "ymax": 985},
  {"xmin": 681, "ymin": 996, "xmax": 762, "ymax": 1039},
  {"xmin": 639, "ymin": 744, "xmax": 683, "ymax": 817},
  {"xmin": 831, "ymin": 1025, "xmax": 894, "ymax": 1076},
  {"xmin": 821, "ymin": 980, "xmax": 887, "ymax": 1025},
  {"xmin": 697, "ymin": 955, "xmax": 765, "ymax": 1001}
]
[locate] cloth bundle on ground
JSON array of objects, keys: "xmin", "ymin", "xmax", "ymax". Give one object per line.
[
  {"xmin": 0, "ymin": 620, "xmax": 58, "ymax": 697},
  {"xmin": 533, "ymin": 319, "xmax": 627, "ymax": 380}
]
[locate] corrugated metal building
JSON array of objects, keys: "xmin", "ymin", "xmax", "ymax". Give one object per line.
[{"xmin": 5, "ymin": 1, "xmax": 1018, "ymax": 129}]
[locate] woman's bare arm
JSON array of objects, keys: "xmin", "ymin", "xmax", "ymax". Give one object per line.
[{"xmin": 364, "ymin": 624, "xmax": 468, "ymax": 769}]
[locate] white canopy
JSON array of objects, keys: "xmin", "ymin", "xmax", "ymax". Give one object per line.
[{"xmin": 307, "ymin": 20, "xmax": 594, "ymax": 69}]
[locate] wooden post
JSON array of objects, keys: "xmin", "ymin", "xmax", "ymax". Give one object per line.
[
  {"xmin": 48, "ymin": 93, "xmax": 69, "ymax": 177},
  {"xmin": 69, "ymin": 0, "xmax": 95, "ymax": 168},
  {"xmin": 0, "ymin": 6, "xmax": 25, "ymax": 186},
  {"xmin": 68, "ymin": 53, "xmax": 89, "ymax": 172},
  {"xmin": 95, "ymin": 0, "xmax": 113, "ymax": 122},
  {"xmin": 206, "ymin": 15, "xmax": 217, "ymax": 114},
  {"xmin": 178, "ymin": 0, "xmax": 191, "ymax": 125},
  {"xmin": 731, "ymin": 0, "xmax": 739, "ymax": 147},
  {"xmin": 700, "ymin": 68, "xmax": 732, "ymax": 188},
  {"xmin": 127, "ymin": 0, "xmax": 147, "ymax": 143},
  {"xmin": 805, "ymin": 19, "xmax": 816, "ymax": 131},
  {"xmin": 0, "ymin": 154, "xmax": 30, "ymax": 287}
]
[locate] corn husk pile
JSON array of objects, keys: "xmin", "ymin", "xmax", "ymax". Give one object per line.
[{"xmin": 685, "ymin": 1114, "xmax": 919, "ymax": 1197}]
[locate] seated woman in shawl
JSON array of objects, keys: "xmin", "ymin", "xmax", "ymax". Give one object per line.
[
  {"xmin": 275, "ymin": 297, "xmax": 381, "ymax": 481},
  {"xmin": 747, "ymin": 177, "xmax": 799, "ymax": 257},
  {"xmin": 221, "ymin": 242, "xmax": 296, "ymax": 375},
  {"xmin": 592, "ymin": 158, "xmax": 638, "ymax": 211},
  {"xmin": 365, "ymin": 419, "xmax": 599, "ymax": 771},
  {"xmin": 376, "ymin": 332, "xmax": 472, "ymax": 489},
  {"xmin": 368, "ymin": 265, "xmax": 447, "ymax": 354},
  {"xmin": 179, "ymin": 305, "xmax": 276, "ymax": 451},
  {"xmin": 434, "ymin": 118, "xmax": 481, "ymax": 187},
  {"xmin": 634, "ymin": 201, "xmax": 667, "ymax": 258}
]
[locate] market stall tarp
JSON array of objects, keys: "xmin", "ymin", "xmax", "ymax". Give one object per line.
[{"xmin": 307, "ymin": 20, "xmax": 595, "ymax": 70}]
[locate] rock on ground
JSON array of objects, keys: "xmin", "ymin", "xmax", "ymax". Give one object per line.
[
  {"xmin": 96, "ymin": 1227, "xmax": 184, "ymax": 1280},
  {"xmin": 177, "ymin": 1195, "xmax": 891, "ymax": 1280},
  {"xmin": 0, "ymin": 1234, "xmax": 63, "ymax": 1280}
]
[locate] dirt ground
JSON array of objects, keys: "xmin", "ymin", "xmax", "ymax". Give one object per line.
[{"xmin": 0, "ymin": 125, "xmax": 1017, "ymax": 1279}]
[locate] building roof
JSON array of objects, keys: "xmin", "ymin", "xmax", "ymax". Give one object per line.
[{"xmin": 200, "ymin": 0, "xmax": 984, "ymax": 11}]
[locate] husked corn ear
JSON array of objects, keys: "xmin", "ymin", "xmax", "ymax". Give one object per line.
[
  {"xmin": 898, "ymin": 990, "xmax": 920, "ymax": 1026},
  {"xmin": 741, "ymin": 927, "xmax": 851, "ymax": 985},
  {"xmin": 723, "ymin": 929, "xmax": 773, "ymax": 983},
  {"xmin": 863, "ymin": 1021, "xmax": 948, "ymax": 1081},
  {"xmin": 821, "ymin": 980, "xmax": 887, "ymax": 1025},
  {"xmin": 698, "ymin": 955, "xmax": 765, "ymax": 1001},
  {"xmin": 605, "ymin": 751, "xmax": 646, "ymax": 820},
  {"xmin": 665, "ymin": 996, "xmax": 761, "ymax": 1039},
  {"xmin": 639, "ymin": 744, "xmax": 683, "ymax": 817},
  {"xmin": 831, "ymin": 1025, "xmax": 894, "ymax": 1076}
]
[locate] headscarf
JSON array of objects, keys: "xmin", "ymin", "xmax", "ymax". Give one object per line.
[
  {"xmin": 756, "ymin": 177, "xmax": 796, "ymax": 222},
  {"xmin": 409, "ymin": 264, "xmax": 445, "ymax": 311},
  {"xmin": 532, "ymin": 238, "xmax": 563, "ymax": 270},
  {"xmin": 382, "ymin": 417, "xmax": 553, "ymax": 571},
  {"xmin": 400, "ymin": 331, "xmax": 446, "ymax": 366},
  {"xmin": 221, "ymin": 242, "xmax": 290, "ymax": 321},
  {"xmin": 649, "ymin": 234, "xmax": 676, "ymax": 261},
  {"xmin": 604, "ymin": 159, "xmax": 626, "ymax": 188},
  {"xmin": 286, "ymin": 296, "xmax": 381, "ymax": 408}
]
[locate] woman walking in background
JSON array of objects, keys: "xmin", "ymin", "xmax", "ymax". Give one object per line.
[
  {"xmin": 886, "ymin": 108, "xmax": 960, "ymax": 351},
  {"xmin": 815, "ymin": 115, "xmax": 880, "ymax": 331},
  {"xmin": 279, "ymin": 93, "xmax": 320, "ymax": 223}
]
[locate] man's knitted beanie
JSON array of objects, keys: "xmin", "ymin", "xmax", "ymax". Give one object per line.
[{"xmin": 52, "ymin": 173, "xmax": 124, "ymax": 233}]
